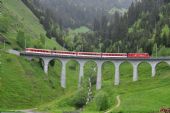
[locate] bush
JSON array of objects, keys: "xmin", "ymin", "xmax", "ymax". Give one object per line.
[
  {"xmin": 16, "ymin": 31, "xmax": 25, "ymax": 48},
  {"xmin": 0, "ymin": 17, "xmax": 8, "ymax": 33},
  {"xmin": 35, "ymin": 40, "xmax": 43, "ymax": 48},
  {"xmin": 13, "ymin": 47, "xmax": 20, "ymax": 51},
  {"xmin": 95, "ymin": 91, "xmax": 109, "ymax": 111},
  {"xmin": 6, "ymin": 58, "xmax": 12, "ymax": 62},
  {"xmin": 49, "ymin": 79, "xmax": 55, "ymax": 89},
  {"xmin": 49, "ymin": 60, "xmax": 55, "ymax": 67},
  {"xmin": 90, "ymin": 75, "xmax": 96, "ymax": 85},
  {"xmin": 71, "ymin": 88, "xmax": 87, "ymax": 109},
  {"xmin": 158, "ymin": 46, "xmax": 170, "ymax": 56}
]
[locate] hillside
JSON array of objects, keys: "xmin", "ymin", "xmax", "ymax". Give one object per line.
[
  {"xmin": 38, "ymin": 62, "xmax": 170, "ymax": 113},
  {"xmin": 0, "ymin": 0, "xmax": 63, "ymax": 50},
  {"xmin": 0, "ymin": 0, "xmax": 65, "ymax": 110},
  {"xmin": 1, "ymin": 0, "xmax": 170, "ymax": 113},
  {"xmin": 0, "ymin": 51, "xmax": 61, "ymax": 110}
]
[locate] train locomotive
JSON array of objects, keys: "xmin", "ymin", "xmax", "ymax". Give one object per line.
[{"xmin": 25, "ymin": 48, "xmax": 150, "ymax": 58}]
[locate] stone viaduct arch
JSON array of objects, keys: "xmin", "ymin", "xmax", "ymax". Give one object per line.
[{"xmin": 22, "ymin": 53, "xmax": 170, "ymax": 90}]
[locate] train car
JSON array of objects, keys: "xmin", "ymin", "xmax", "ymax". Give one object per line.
[
  {"xmin": 127, "ymin": 53, "xmax": 150, "ymax": 58},
  {"xmin": 25, "ymin": 48, "xmax": 52, "ymax": 54},
  {"xmin": 25, "ymin": 48, "xmax": 34, "ymax": 53},
  {"xmin": 26, "ymin": 48, "xmax": 77, "ymax": 56},
  {"xmin": 77, "ymin": 52, "xmax": 127, "ymax": 58},
  {"xmin": 51, "ymin": 50, "xmax": 77, "ymax": 56},
  {"xmin": 25, "ymin": 48, "xmax": 77, "ymax": 56},
  {"xmin": 102, "ymin": 53, "xmax": 127, "ymax": 58},
  {"xmin": 77, "ymin": 52, "xmax": 101, "ymax": 58}
]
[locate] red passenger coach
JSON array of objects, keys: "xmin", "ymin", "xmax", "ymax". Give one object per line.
[
  {"xmin": 51, "ymin": 50, "xmax": 77, "ymax": 56},
  {"xmin": 25, "ymin": 48, "xmax": 77, "ymax": 56},
  {"xmin": 127, "ymin": 53, "xmax": 150, "ymax": 58},
  {"xmin": 77, "ymin": 52, "xmax": 101, "ymax": 58},
  {"xmin": 102, "ymin": 53, "xmax": 127, "ymax": 58},
  {"xmin": 25, "ymin": 48, "xmax": 51, "ymax": 54}
]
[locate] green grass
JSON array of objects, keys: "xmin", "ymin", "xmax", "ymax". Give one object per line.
[
  {"xmin": 3, "ymin": 0, "xmax": 45, "ymax": 37},
  {"xmin": 37, "ymin": 61, "xmax": 170, "ymax": 113},
  {"xmin": 83, "ymin": 62, "xmax": 170, "ymax": 113},
  {"xmin": 1, "ymin": 0, "xmax": 63, "ymax": 50},
  {"xmin": 0, "ymin": 0, "xmax": 72, "ymax": 110},
  {"xmin": 0, "ymin": 51, "xmax": 59, "ymax": 109},
  {"xmin": 68, "ymin": 26, "xmax": 90, "ymax": 35},
  {"xmin": 0, "ymin": 51, "xmax": 81, "ymax": 110},
  {"xmin": 64, "ymin": 26, "xmax": 90, "ymax": 47},
  {"xmin": 66, "ymin": 26, "xmax": 90, "ymax": 40}
]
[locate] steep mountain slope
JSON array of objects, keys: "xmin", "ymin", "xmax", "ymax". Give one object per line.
[
  {"xmin": 0, "ymin": 0, "xmax": 62, "ymax": 50},
  {"xmin": 0, "ymin": 0, "xmax": 67, "ymax": 110},
  {"xmin": 0, "ymin": 51, "xmax": 62, "ymax": 110}
]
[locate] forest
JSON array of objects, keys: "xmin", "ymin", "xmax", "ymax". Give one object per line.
[{"xmin": 22, "ymin": 0, "xmax": 170, "ymax": 56}]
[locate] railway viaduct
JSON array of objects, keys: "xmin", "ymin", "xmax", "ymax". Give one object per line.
[{"xmin": 20, "ymin": 52, "xmax": 170, "ymax": 90}]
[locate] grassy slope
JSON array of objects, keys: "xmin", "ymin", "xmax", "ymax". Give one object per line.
[
  {"xmin": 85, "ymin": 62, "xmax": 170, "ymax": 113},
  {"xmin": 38, "ymin": 62, "xmax": 170, "ymax": 113},
  {"xmin": 0, "ymin": 0, "xmax": 77, "ymax": 110},
  {"xmin": 1, "ymin": 0, "xmax": 62, "ymax": 50},
  {"xmin": 0, "ymin": 51, "xmax": 82, "ymax": 110},
  {"xmin": 0, "ymin": 51, "xmax": 61, "ymax": 110},
  {"xmin": 64, "ymin": 26, "xmax": 90, "ymax": 47}
]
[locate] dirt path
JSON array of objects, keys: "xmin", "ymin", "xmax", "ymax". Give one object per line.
[
  {"xmin": 9, "ymin": 108, "xmax": 44, "ymax": 113},
  {"xmin": 115, "ymin": 95, "xmax": 121, "ymax": 108},
  {"xmin": 105, "ymin": 95, "xmax": 121, "ymax": 113}
]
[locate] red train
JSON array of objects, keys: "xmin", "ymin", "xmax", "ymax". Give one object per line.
[{"xmin": 25, "ymin": 48, "xmax": 150, "ymax": 58}]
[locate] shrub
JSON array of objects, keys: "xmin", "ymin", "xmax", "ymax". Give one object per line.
[
  {"xmin": 53, "ymin": 47, "xmax": 57, "ymax": 50},
  {"xmin": 95, "ymin": 91, "xmax": 109, "ymax": 111},
  {"xmin": 71, "ymin": 88, "xmax": 87, "ymax": 109},
  {"xmin": 13, "ymin": 47, "xmax": 20, "ymax": 51},
  {"xmin": 49, "ymin": 60, "xmax": 55, "ymax": 67},
  {"xmin": 49, "ymin": 79, "xmax": 55, "ymax": 89},
  {"xmin": 158, "ymin": 46, "xmax": 170, "ymax": 56},
  {"xmin": 6, "ymin": 58, "xmax": 12, "ymax": 62},
  {"xmin": 90, "ymin": 75, "xmax": 96, "ymax": 85},
  {"xmin": 0, "ymin": 17, "xmax": 8, "ymax": 33},
  {"xmin": 16, "ymin": 31, "xmax": 25, "ymax": 48},
  {"xmin": 35, "ymin": 40, "xmax": 43, "ymax": 48}
]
